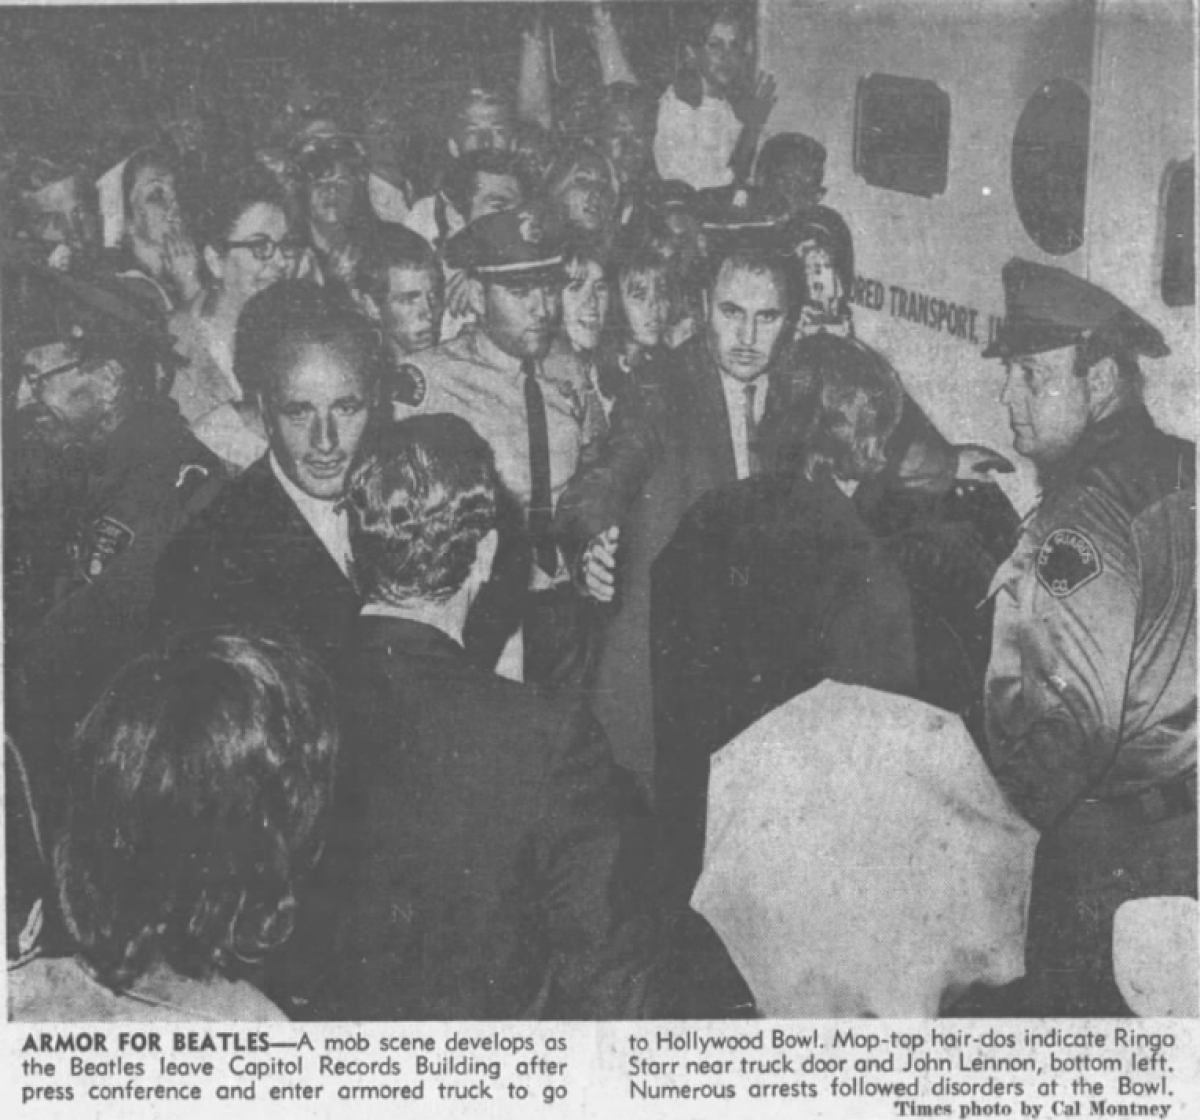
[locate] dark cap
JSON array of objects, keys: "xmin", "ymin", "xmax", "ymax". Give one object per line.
[
  {"xmin": 695, "ymin": 184, "xmax": 791, "ymax": 255},
  {"xmin": 444, "ymin": 206, "xmax": 564, "ymax": 281},
  {"xmin": 18, "ymin": 266, "xmax": 180, "ymax": 371},
  {"xmin": 984, "ymin": 257, "xmax": 1169, "ymax": 361}
]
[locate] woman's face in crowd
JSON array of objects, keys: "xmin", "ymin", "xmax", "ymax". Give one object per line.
[
  {"xmin": 802, "ymin": 245, "xmax": 839, "ymax": 313},
  {"xmin": 130, "ymin": 163, "xmax": 182, "ymax": 244},
  {"xmin": 621, "ymin": 271, "xmax": 670, "ymax": 349},
  {"xmin": 308, "ymin": 160, "xmax": 359, "ymax": 228},
  {"xmin": 467, "ymin": 171, "xmax": 524, "ymax": 224},
  {"xmin": 213, "ymin": 202, "xmax": 296, "ymax": 308},
  {"xmin": 562, "ymin": 258, "xmax": 610, "ymax": 354},
  {"xmin": 556, "ymin": 161, "xmax": 615, "ymax": 235},
  {"xmin": 696, "ymin": 19, "xmax": 745, "ymax": 96}
]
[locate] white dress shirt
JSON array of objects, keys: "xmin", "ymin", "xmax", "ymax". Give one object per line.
[
  {"xmin": 270, "ymin": 454, "xmax": 353, "ymax": 578},
  {"xmin": 721, "ymin": 372, "xmax": 768, "ymax": 480}
]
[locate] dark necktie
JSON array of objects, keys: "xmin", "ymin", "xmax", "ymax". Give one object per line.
[
  {"xmin": 743, "ymin": 382, "xmax": 761, "ymax": 477},
  {"xmin": 523, "ymin": 359, "xmax": 557, "ymax": 577}
]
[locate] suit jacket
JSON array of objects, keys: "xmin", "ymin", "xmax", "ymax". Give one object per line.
[
  {"xmin": 555, "ymin": 335, "xmax": 746, "ymax": 786},
  {"xmin": 152, "ymin": 456, "xmax": 359, "ymax": 667},
  {"xmin": 556, "ymin": 334, "xmax": 966, "ymax": 787},
  {"xmin": 317, "ymin": 615, "xmax": 671, "ymax": 1020}
]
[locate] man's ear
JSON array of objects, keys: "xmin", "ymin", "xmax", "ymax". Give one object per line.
[
  {"xmin": 466, "ymin": 276, "xmax": 486, "ymax": 319},
  {"xmin": 474, "ymin": 528, "xmax": 499, "ymax": 586},
  {"xmin": 1084, "ymin": 355, "xmax": 1121, "ymax": 417},
  {"xmin": 352, "ymin": 289, "xmax": 381, "ymax": 321}
]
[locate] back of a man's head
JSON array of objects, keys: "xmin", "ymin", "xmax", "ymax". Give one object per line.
[
  {"xmin": 766, "ymin": 334, "xmax": 903, "ymax": 481},
  {"xmin": 346, "ymin": 415, "xmax": 500, "ymax": 607}
]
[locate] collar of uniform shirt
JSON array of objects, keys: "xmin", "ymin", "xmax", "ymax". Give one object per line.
[
  {"xmin": 471, "ymin": 326, "xmax": 527, "ymax": 380},
  {"xmin": 269, "ymin": 453, "xmax": 352, "ymax": 578}
]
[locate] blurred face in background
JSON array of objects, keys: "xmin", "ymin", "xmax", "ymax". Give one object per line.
[
  {"xmin": 554, "ymin": 157, "xmax": 615, "ymax": 235},
  {"xmin": 693, "ymin": 18, "xmax": 745, "ymax": 98},
  {"xmin": 380, "ymin": 265, "xmax": 444, "ymax": 355},
  {"xmin": 452, "ymin": 98, "xmax": 514, "ymax": 156},
  {"xmin": 307, "ymin": 159, "xmax": 360, "ymax": 229},
  {"xmin": 22, "ymin": 174, "xmax": 100, "ymax": 257},
  {"xmin": 466, "ymin": 171, "xmax": 524, "ymax": 224},
  {"xmin": 129, "ymin": 162, "xmax": 182, "ymax": 244},
  {"xmin": 601, "ymin": 104, "xmax": 655, "ymax": 187},
  {"xmin": 621, "ymin": 269, "xmax": 671, "ymax": 349},
  {"xmin": 562, "ymin": 258, "xmax": 610, "ymax": 353}
]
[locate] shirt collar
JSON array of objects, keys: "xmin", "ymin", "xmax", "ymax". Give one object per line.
[{"xmin": 269, "ymin": 453, "xmax": 344, "ymax": 529}]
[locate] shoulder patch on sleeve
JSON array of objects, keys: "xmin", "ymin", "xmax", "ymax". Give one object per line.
[
  {"xmin": 82, "ymin": 515, "xmax": 135, "ymax": 581},
  {"xmin": 390, "ymin": 363, "xmax": 427, "ymax": 408},
  {"xmin": 1036, "ymin": 527, "xmax": 1102, "ymax": 598}
]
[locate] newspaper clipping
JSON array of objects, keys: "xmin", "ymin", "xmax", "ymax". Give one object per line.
[{"xmin": 2, "ymin": 0, "xmax": 1197, "ymax": 1117}]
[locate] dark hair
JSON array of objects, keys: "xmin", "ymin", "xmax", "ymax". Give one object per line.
[
  {"xmin": 440, "ymin": 149, "xmax": 530, "ymax": 220},
  {"xmin": 346, "ymin": 415, "xmax": 500, "ymax": 605},
  {"xmin": 706, "ymin": 248, "xmax": 794, "ymax": 307},
  {"xmin": 755, "ymin": 132, "xmax": 827, "ymax": 188},
  {"xmin": 763, "ymin": 334, "xmax": 903, "ymax": 481},
  {"xmin": 195, "ymin": 163, "xmax": 293, "ymax": 253},
  {"xmin": 352, "ymin": 225, "xmax": 441, "ymax": 310},
  {"xmin": 545, "ymin": 143, "xmax": 619, "ymax": 205},
  {"xmin": 54, "ymin": 629, "xmax": 338, "ymax": 990},
  {"xmin": 234, "ymin": 279, "xmax": 384, "ymax": 401}
]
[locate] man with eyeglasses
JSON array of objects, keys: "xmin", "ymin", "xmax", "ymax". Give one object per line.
[{"xmin": 5, "ymin": 271, "xmax": 222, "ymax": 796}]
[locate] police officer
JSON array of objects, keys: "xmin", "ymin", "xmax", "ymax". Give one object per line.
[
  {"xmin": 983, "ymin": 258, "xmax": 1195, "ymax": 1016},
  {"xmin": 6, "ymin": 270, "xmax": 222, "ymax": 807},
  {"xmin": 394, "ymin": 205, "xmax": 604, "ymax": 683}
]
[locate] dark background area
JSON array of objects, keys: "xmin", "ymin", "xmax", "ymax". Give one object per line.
[{"xmin": 0, "ymin": 3, "xmax": 754, "ymax": 192}]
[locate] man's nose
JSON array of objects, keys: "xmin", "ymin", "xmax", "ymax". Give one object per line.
[
  {"xmin": 311, "ymin": 411, "xmax": 339, "ymax": 452},
  {"xmin": 739, "ymin": 317, "xmax": 757, "ymax": 347},
  {"xmin": 999, "ymin": 368, "xmax": 1020, "ymax": 406}
]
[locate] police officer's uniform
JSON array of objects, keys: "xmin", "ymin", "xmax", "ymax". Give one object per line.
[
  {"xmin": 982, "ymin": 259, "xmax": 1196, "ymax": 1015},
  {"xmin": 392, "ymin": 207, "xmax": 605, "ymax": 682},
  {"xmin": 6, "ymin": 273, "xmax": 223, "ymax": 812}
]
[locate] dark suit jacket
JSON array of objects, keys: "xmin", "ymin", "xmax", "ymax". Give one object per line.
[
  {"xmin": 317, "ymin": 615, "xmax": 682, "ymax": 1020},
  {"xmin": 152, "ymin": 456, "xmax": 359, "ymax": 666},
  {"xmin": 555, "ymin": 335, "xmax": 747, "ymax": 787},
  {"xmin": 556, "ymin": 334, "xmax": 965, "ymax": 788}
]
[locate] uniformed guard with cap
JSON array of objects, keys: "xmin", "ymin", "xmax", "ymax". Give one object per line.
[
  {"xmin": 6, "ymin": 268, "xmax": 223, "ymax": 805},
  {"xmin": 393, "ymin": 205, "xmax": 604, "ymax": 683},
  {"xmin": 982, "ymin": 258, "xmax": 1195, "ymax": 1016}
]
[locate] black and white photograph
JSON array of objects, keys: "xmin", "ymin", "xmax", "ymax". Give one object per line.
[{"xmin": 1, "ymin": 1, "xmax": 1196, "ymax": 1108}]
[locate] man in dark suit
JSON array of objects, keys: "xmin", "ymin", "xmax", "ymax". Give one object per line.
[
  {"xmin": 650, "ymin": 334, "xmax": 1018, "ymax": 897},
  {"xmin": 153, "ymin": 281, "xmax": 380, "ymax": 668},
  {"xmin": 557, "ymin": 193, "xmax": 1010, "ymax": 795},
  {"xmin": 318, "ymin": 414, "xmax": 748, "ymax": 1020}
]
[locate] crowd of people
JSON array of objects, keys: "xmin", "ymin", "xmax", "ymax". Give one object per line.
[{"xmin": 4, "ymin": 2, "xmax": 1194, "ymax": 1022}]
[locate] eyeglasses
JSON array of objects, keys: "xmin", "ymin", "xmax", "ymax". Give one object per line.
[{"xmin": 225, "ymin": 236, "xmax": 307, "ymax": 262}]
